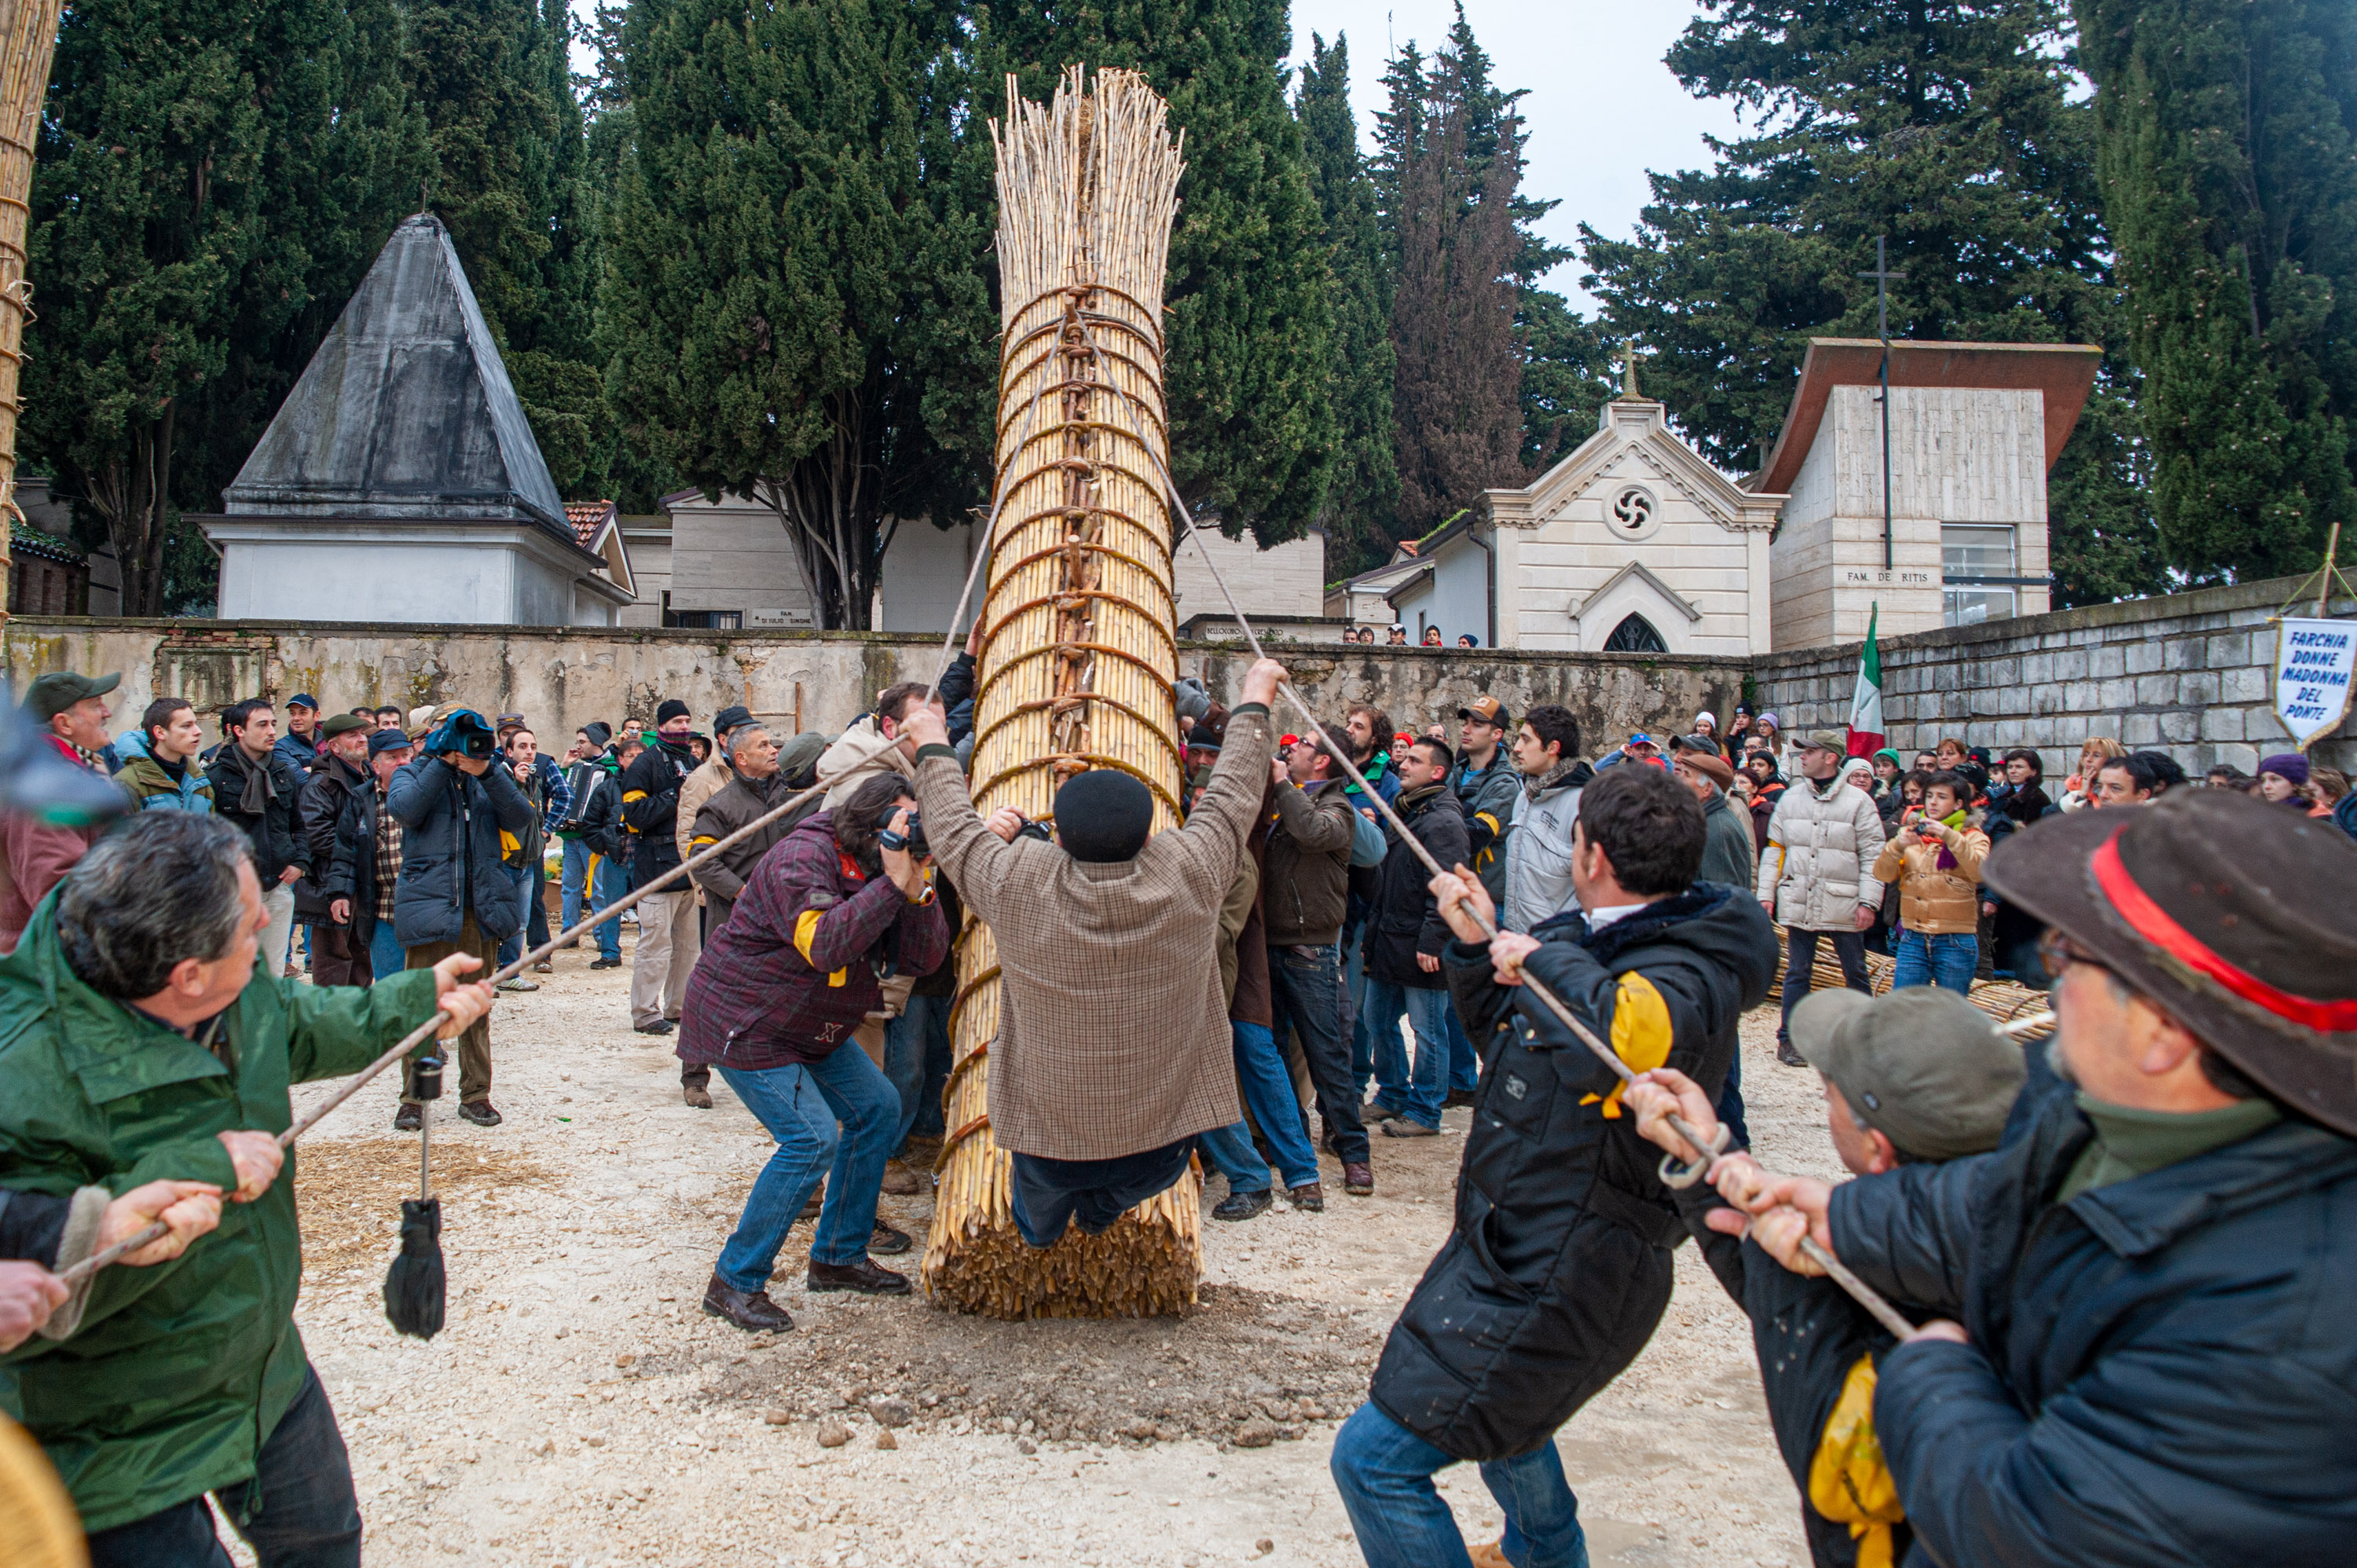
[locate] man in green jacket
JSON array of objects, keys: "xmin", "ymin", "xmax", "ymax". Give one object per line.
[{"xmin": 0, "ymin": 811, "xmax": 495, "ymax": 1564}]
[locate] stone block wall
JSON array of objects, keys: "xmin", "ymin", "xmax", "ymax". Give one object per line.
[
  {"xmin": 1, "ymin": 618, "xmax": 1746, "ymax": 765},
  {"xmin": 1751, "ymin": 574, "xmax": 2357, "ymax": 779}
]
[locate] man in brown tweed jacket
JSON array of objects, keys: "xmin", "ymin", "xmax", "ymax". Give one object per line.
[{"xmin": 903, "ymin": 658, "xmax": 1287, "ymax": 1246}]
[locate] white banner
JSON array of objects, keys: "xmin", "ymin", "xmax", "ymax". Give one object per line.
[{"xmin": 2273, "ymin": 617, "xmax": 2357, "ymax": 748}]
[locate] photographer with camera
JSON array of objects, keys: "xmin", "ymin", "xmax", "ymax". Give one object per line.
[
  {"xmin": 386, "ymin": 707, "xmax": 536, "ymax": 1130},
  {"xmin": 676, "ymin": 772, "xmax": 948, "ymax": 1330}
]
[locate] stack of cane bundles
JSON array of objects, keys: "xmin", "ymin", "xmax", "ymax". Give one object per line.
[
  {"xmin": 921, "ymin": 68, "xmax": 1197, "ymax": 1318},
  {"xmin": 1765, "ymin": 927, "xmax": 2051, "ymax": 1028}
]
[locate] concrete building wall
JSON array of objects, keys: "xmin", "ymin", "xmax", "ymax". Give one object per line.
[
  {"xmin": 1387, "ymin": 539, "xmax": 1490, "ymax": 646},
  {"xmin": 614, "ymin": 517, "xmax": 671, "ymax": 628},
  {"xmin": 1172, "ymin": 529, "xmax": 1325, "ymax": 627},
  {"xmin": 1753, "ymin": 574, "xmax": 2357, "ymax": 779},
  {"xmin": 663, "ymin": 493, "xmax": 818, "ymax": 623},
  {"xmin": 3, "ymin": 618, "xmax": 1746, "ymax": 769},
  {"xmin": 211, "ymin": 526, "xmax": 620, "ymax": 628},
  {"xmin": 875, "ymin": 518, "xmax": 982, "ymax": 634}
]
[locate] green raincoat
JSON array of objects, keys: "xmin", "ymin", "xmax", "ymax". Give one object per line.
[{"xmin": 0, "ymin": 886, "xmax": 440, "ymax": 1533}]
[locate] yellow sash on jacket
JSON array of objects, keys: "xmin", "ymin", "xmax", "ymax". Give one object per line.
[{"xmin": 1808, "ymin": 1354, "xmax": 1905, "ymax": 1568}]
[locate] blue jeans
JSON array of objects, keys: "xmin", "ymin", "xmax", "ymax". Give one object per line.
[
  {"xmin": 1893, "ymin": 929, "xmax": 1978, "ymax": 994},
  {"xmin": 1198, "ymin": 1021, "xmax": 1322, "ymax": 1192},
  {"xmin": 1362, "ymin": 978, "xmax": 1454, "ymax": 1129},
  {"xmin": 497, "ymin": 863, "xmax": 533, "ymax": 968},
  {"xmin": 1329, "ymin": 1402, "xmax": 1589, "ymax": 1568},
  {"xmin": 368, "ymin": 920, "xmax": 405, "ymax": 987},
  {"xmin": 86, "ymin": 1363, "xmax": 360, "ymax": 1568},
  {"xmin": 1270, "ymin": 941, "xmax": 1368, "ymax": 1164},
  {"xmin": 714, "ymin": 1046, "xmax": 900, "ymax": 1284},
  {"xmin": 1009, "ymin": 1138, "xmax": 1195, "ymax": 1247},
  {"xmin": 559, "ymin": 838, "xmax": 621, "ymax": 961},
  {"xmin": 1345, "ymin": 931, "xmax": 1375, "ymax": 1097},
  {"xmin": 883, "ymin": 991, "xmax": 952, "ymax": 1153}
]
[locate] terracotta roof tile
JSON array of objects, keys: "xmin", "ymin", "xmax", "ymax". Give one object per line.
[{"xmin": 566, "ymin": 500, "xmax": 615, "ymax": 548}]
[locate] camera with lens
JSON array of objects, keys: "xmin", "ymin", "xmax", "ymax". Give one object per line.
[
  {"xmin": 421, "ymin": 708, "xmax": 499, "ymax": 761},
  {"xmin": 879, "ymin": 808, "xmax": 928, "ymax": 859}
]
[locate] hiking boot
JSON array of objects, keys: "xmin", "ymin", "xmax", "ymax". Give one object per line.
[
  {"xmin": 879, "ymin": 1159, "xmax": 922, "ymax": 1196},
  {"xmin": 1382, "ymin": 1119, "xmax": 1439, "ymax": 1138},
  {"xmin": 807, "ymin": 1257, "xmax": 911, "ymax": 1295},
  {"xmin": 1342, "ymin": 1162, "xmax": 1373, "ymax": 1196},
  {"xmin": 1213, "ymin": 1188, "xmax": 1271, "ymax": 1222},
  {"xmin": 869, "ymin": 1220, "xmax": 914, "ymax": 1256},
  {"xmin": 703, "ymin": 1273, "xmax": 794, "ymax": 1333},
  {"xmin": 1777, "ymin": 1040, "xmax": 1807, "ymax": 1068},
  {"xmin": 633, "ymin": 1019, "xmax": 675, "ymax": 1036},
  {"xmin": 459, "ymin": 1100, "xmax": 503, "ymax": 1127},
  {"xmin": 393, "ymin": 1102, "xmax": 422, "ymax": 1133},
  {"xmin": 1286, "ymin": 1181, "xmax": 1325, "ymax": 1213},
  {"xmin": 683, "ymin": 1083, "xmax": 714, "ymax": 1109}
]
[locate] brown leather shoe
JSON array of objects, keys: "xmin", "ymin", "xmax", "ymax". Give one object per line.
[
  {"xmin": 807, "ymin": 1257, "xmax": 911, "ymax": 1295},
  {"xmin": 1382, "ymin": 1118, "xmax": 1439, "ymax": 1138},
  {"xmin": 458, "ymin": 1100, "xmax": 502, "ymax": 1127},
  {"xmin": 879, "ymin": 1159, "xmax": 921, "ymax": 1196},
  {"xmin": 1286, "ymin": 1181, "xmax": 1325, "ymax": 1213},
  {"xmin": 869, "ymin": 1220, "xmax": 914, "ymax": 1255},
  {"xmin": 703, "ymin": 1273, "xmax": 794, "ymax": 1332},
  {"xmin": 1343, "ymin": 1162, "xmax": 1373, "ymax": 1196},
  {"xmin": 682, "ymin": 1083, "xmax": 713, "ymax": 1109}
]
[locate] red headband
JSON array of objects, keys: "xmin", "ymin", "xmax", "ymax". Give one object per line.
[{"xmin": 2091, "ymin": 835, "xmax": 2357, "ymax": 1032}]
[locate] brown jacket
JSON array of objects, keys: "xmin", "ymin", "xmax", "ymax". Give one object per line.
[
  {"xmin": 676, "ymin": 753, "xmax": 734, "ymax": 894},
  {"xmin": 687, "ymin": 770, "xmax": 804, "ymax": 925},
  {"xmin": 1259, "ymin": 776, "xmax": 1354, "ymax": 947},
  {"xmin": 0, "ymin": 813, "xmax": 99, "ymax": 952},
  {"xmin": 911, "ymin": 705, "xmax": 1275, "ymax": 1160},
  {"xmin": 1870, "ymin": 811, "xmax": 1990, "ymax": 935}
]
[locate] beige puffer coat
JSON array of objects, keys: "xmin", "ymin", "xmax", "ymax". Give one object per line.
[
  {"xmin": 1871, "ymin": 811, "xmax": 1990, "ymax": 934},
  {"xmin": 1755, "ymin": 775, "xmax": 1886, "ymax": 929}
]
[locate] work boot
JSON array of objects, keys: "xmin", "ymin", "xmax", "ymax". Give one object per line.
[
  {"xmin": 1213, "ymin": 1188, "xmax": 1271, "ymax": 1222},
  {"xmin": 393, "ymin": 1102, "xmax": 422, "ymax": 1133},
  {"xmin": 1362, "ymin": 1101, "xmax": 1403, "ymax": 1123},
  {"xmin": 1343, "ymin": 1162, "xmax": 1373, "ymax": 1196},
  {"xmin": 807, "ymin": 1257, "xmax": 911, "ymax": 1295},
  {"xmin": 879, "ymin": 1159, "xmax": 921, "ymax": 1196},
  {"xmin": 1382, "ymin": 1119, "xmax": 1439, "ymax": 1138},
  {"xmin": 1286, "ymin": 1181, "xmax": 1325, "ymax": 1213},
  {"xmin": 459, "ymin": 1100, "xmax": 503, "ymax": 1127},
  {"xmin": 634, "ymin": 1019, "xmax": 675, "ymax": 1036},
  {"xmin": 703, "ymin": 1273, "xmax": 794, "ymax": 1333},
  {"xmin": 683, "ymin": 1083, "xmax": 713, "ymax": 1109},
  {"xmin": 869, "ymin": 1220, "xmax": 914, "ymax": 1256}
]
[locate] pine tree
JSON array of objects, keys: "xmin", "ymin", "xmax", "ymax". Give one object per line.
[
  {"xmin": 25, "ymin": 0, "xmax": 427, "ymax": 614},
  {"xmin": 405, "ymin": 0, "xmax": 607, "ymax": 493},
  {"xmin": 599, "ymin": 0, "xmax": 995, "ymax": 628},
  {"xmin": 1579, "ymin": 0, "xmax": 2156, "ymax": 603},
  {"xmin": 1296, "ymin": 34, "xmax": 1398, "ymax": 577},
  {"xmin": 2075, "ymin": 0, "xmax": 2357, "ymax": 583},
  {"xmin": 971, "ymin": 0, "xmax": 1338, "ymax": 548}
]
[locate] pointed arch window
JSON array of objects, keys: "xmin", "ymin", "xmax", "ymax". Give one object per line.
[{"xmin": 1604, "ymin": 614, "xmax": 1667, "ymax": 654}]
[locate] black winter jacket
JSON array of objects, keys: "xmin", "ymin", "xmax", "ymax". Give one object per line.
[
  {"xmin": 385, "ymin": 757, "xmax": 535, "ymax": 947},
  {"xmin": 1835, "ymin": 1083, "xmax": 2357, "ymax": 1566},
  {"xmin": 1377, "ymin": 885, "xmax": 1778, "ymax": 1460},
  {"xmin": 1363, "ymin": 784, "xmax": 1470, "ymax": 989},
  {"xmin": 207, "ymin": 744, "xmax": 311, "ymax": 885},
  {"xmin": 621, "ymin": 739, "xmax": 695, "ymax": 890},
  {"xmin": 323, "ymin": 780, "xmax": 388, "ymax": 943},
  {"xmin": 293, "ymin": 753, "xmax": 368, "ymax": 922}
]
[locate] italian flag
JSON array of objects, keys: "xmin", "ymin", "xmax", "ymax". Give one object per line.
[{"xmin": 1846, "ymin": 603, "xmax": 1885, "ymax": 757}]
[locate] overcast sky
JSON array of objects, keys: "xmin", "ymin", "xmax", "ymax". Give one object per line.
[{"xmin": 570, "ymin": 2, "xmax": 1743, "ymax": 312}]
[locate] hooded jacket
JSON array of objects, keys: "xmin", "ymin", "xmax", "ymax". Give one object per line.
[
  {"xmin": 1834, "ymin": 1086, "xmax": 2357, "ymax": 1565},
  {"xmin": 323, "ymin": 774, "xmax": 390, "ymax": 943},
  {"xmin": 1757, "ymin": 774, "xmax": 1886, "ymax": 929},
  {"xmin": 0, "ymin": 892, "xmax": 442, "ymax": 1533},
  {"xmin": 1389, "ymin": 884, "xmax": 1779, "ymax": 1459},
  {"xmin": 207, "ymin": 743, "xmax": 310, "ymax": 886},
  {"xmin": 1869, "ymin": 809, "xmax": 1989, "ymax": 935},
  {"xmin": 1365, "ymin": 783, "xmax": 1471, "ymax": 988},
  {"xmin": 1450, "ymin": 749, "xmax": 1522, "ymax": 869},
  {"xmin": 384, "ymin": 755, "xmax": 536, "ymax": 946},
  {"xmin": 1501, "ymin": 760, "xmax": 1592, "ymax": 933},
  {"xmin": 112, "ymin": 756, "xmax": 214, "ymax": 815}
]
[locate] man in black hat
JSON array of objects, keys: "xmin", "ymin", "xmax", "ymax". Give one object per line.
[
  {"xmin": 1740, "ymin": 789, "xmax": 2357, "ymax": 1564},
  {"xmin": 621, "ymin": 699, "xmax": 700, "ymax": 1035}
]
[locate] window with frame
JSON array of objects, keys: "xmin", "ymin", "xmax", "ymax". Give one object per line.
[
  {"xmin": 1603, "ymin": 614, "xmax": 1667, "ymax": 653},
  {"xmin": 1942, "ymin": 524, "xmax": 2018, "ymax": 627}
]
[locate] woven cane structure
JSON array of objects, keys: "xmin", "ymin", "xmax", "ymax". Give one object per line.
[
  {"xmin": 0, "ymin": 0, "xmax": 60, "ymax": 610},
  {"xmin": 1765, "ymin": 928, "xmax": 2053, "ymax": 1029},
  {"xmin": 922, "ymin": 68, "xmax": 1196, "ymax": 1317}
]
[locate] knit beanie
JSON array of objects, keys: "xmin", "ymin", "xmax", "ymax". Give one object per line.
[
  {"xmin": 2259, "ymin": 753, "xmax": 2311, "ymax": 786},
  {"xmin": 581, "ymin": 720, "xmax": 613, "ymax": 749},
  {"xmin": 655, "ymin": 698, "xmax": 691, "ymax": 725},
  {"xmin": 1053, "ymin": 769, "xmax": 1154, "ymax": 863}
]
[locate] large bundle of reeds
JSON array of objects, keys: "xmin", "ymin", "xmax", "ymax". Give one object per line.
[
  {"xmin": 0, "ymin": 1, "xmax": 63, "ymax": 606},
  {"xmin": 921, "ymin": 68, "xmax": 1196, "ymax": 1318},
  {"xmin": 1764, "ymin": 927, "xmax": 2051, "ymax": 1028}
]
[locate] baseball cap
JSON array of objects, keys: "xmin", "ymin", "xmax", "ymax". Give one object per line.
[
  {"xmin": 368, "ymin": 727, "xmax": 417, "ymax": 759},
  {"xmin": 1457, "ymin": 695, "xmax": 1508, "ymax": 727},
  {"xmin": 286, "ymin": 693, "xmax": 317, "ymax": 711},
  {"xmin": 1279, "ymin": 734, "xmax": 1300, "ymax": 748},
  {"xmin": 1625, "ymin": 732, "xmax": 1656, "ymax": 749},
  {"xmin": 24, "ymin": 670, "xmax": 120, "ymax": 722},
  {"xmin": 1792, "ymin": 988, "xmax": 2025, "ymax": 1161}
]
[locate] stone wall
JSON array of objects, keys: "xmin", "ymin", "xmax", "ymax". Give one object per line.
[
  {"xmin": 1, "ymin": 617, "xmax": 1747, "ymax": 760},
  {"xmin": 1751, "ymin": 574, "xmax": 2357, "ymax": 779}
]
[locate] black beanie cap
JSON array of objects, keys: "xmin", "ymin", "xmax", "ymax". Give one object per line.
[{"xmin": 1052, "ymin": 769, "xmax": 1154, "ymax": 863}]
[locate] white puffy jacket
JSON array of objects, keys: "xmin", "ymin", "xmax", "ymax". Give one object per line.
[{"xmin": 1755, "ymin": 775, "xmax": 1887, "ymax": 929}]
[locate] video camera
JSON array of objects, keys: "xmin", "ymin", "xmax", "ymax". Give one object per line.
[
  {"xmin": 418, "ymin": 708, "xmax": 500, "ymax": 762},
  {"xmin": 878, "ymin": 801, "xmax": 929, "ymax": 858}
]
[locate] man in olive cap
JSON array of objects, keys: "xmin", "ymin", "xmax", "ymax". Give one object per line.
[
  {"xmin": 1739, "ymin": 789, "xmax": 2357, "ymax": 1563},
  {"xmin": 1624, "ymin": 986, "xmax": 2024, "ymax": 1566},
  {"xmin": 1, "ymin": 671, "xmax": 123, "ymax": 950}
]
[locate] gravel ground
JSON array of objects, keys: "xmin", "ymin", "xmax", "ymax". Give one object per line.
[{"xmin": 244, "ymin": 925, "xmax": 1843, "ymax": 1567}]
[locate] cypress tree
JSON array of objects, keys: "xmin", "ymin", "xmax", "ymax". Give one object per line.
[
  {"xmin": 25, "ymin": 0, "xmax": 427, "ymax": 614},
  {"xmin": 2076, "ymin": 0, "xmax": 2357, "ymax": 583},
  {"xmin": 1296, "ymin": 33, "xmax": 1398, "ymax": 577},
  {"xmin": 599, "ymin": 0, "xmax": 995, "ymax": 628},
  {"xmin": 1579, "ymin": 0, "xmax": 2158, "ymax": 604},
  {"xmin": 972, "ymin": 0, "xmax": 1338, "ymax": 548},
  {"xmin": 406, "ymin": 0, "xmax": 607, "ymax": 493}
]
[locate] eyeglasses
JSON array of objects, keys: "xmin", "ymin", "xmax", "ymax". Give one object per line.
[{"xmin": 2036, "ymin": 928, "xmax": 2110, "ymax": 984}]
